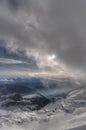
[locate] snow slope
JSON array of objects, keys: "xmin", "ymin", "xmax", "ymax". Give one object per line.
[{"xmin": 0, "ymin": 84, "xmax": 86, "ymax": 130}]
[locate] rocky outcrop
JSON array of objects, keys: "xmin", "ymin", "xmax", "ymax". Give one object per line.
[{"xmin": 2, "ymin": 93, "xmax": 50, "ymax": 111}]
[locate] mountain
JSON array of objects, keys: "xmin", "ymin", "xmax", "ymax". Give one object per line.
[
  {"xmin": 0, "ymin": 77, "xmax": 81, "ymax": 98},
  {"xmin": 0, "ymin": 77, "xmax": 85, "ymax": 130},
  {"xmin": 0, "ymin": 93, "xmax": 50, "ymax": 111}
]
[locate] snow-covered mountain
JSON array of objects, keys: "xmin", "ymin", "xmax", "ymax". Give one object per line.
[{"xmin": 0, "ymin": 77, "xmax": 85, "ymax": 130}]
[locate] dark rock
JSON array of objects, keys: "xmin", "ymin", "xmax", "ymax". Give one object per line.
[
  {"xmin": 10, "ymin": 93, "xmax": 22, "ymax": 101},
  {"xmin": 2, "ymin": 94, "xmax": 50, "ymax": 111}
]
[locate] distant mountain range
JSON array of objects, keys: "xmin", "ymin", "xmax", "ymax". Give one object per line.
[{"xmin": 0, "ymin": 77, "xmax": 83, "ymax": 112}]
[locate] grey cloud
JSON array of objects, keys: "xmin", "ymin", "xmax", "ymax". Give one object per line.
[
  {"xmin": 33, "ymin": 0, "xmax": 86, "ymax": 71},
  {"xmin": 0, "ymin": 0, "xmax": 86, "ymax": 72},
  {"xmin": 0, "ymin": 0, "xmax": 29, "ymax": 12},
  {"xmin": 0, "ymin": 58, "xmax": 24, "ymax": 64}
]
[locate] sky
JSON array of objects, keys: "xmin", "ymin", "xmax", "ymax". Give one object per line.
[{"xmin": 0, "ymin": 0, "xmax": 86, "ymax": 78}]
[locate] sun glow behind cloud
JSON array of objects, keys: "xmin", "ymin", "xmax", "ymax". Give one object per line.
[{"xmin": 48, "ymin": 54, "xmax": 56, "ymax": 60}]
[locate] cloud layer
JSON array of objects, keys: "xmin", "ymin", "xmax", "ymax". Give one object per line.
[{"xmin": 0, "ymin": 0, "xmax": 86, "ymax": 73}]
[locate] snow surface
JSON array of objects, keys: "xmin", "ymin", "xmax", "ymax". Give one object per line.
[
  {"xmin": 0, "ymin": 85, "xmax": 86, "ymax": 130},
  {"xmin": 0, "ymin": 106, "xmax": 86, "ymax": 130}
]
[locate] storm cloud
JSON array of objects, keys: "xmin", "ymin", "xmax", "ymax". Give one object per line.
[{"xmin": 0, "ymin": 0, "xmax": 86, "ymax": 73}]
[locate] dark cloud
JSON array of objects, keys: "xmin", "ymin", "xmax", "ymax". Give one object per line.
[
  {"xmin": 0, "ymin": 40, "xmax": 38, "ymax": 70},
  {"xmin": 8, "ymin": 0, "xmax": 23, "ymax": 11},
  {"xmin": 0, "ymin": 0, "xmax": 86, "ymax": 73},
  {"xmin": 0, "ymin": 0, "xmax": 29, "ymax": 12}
]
